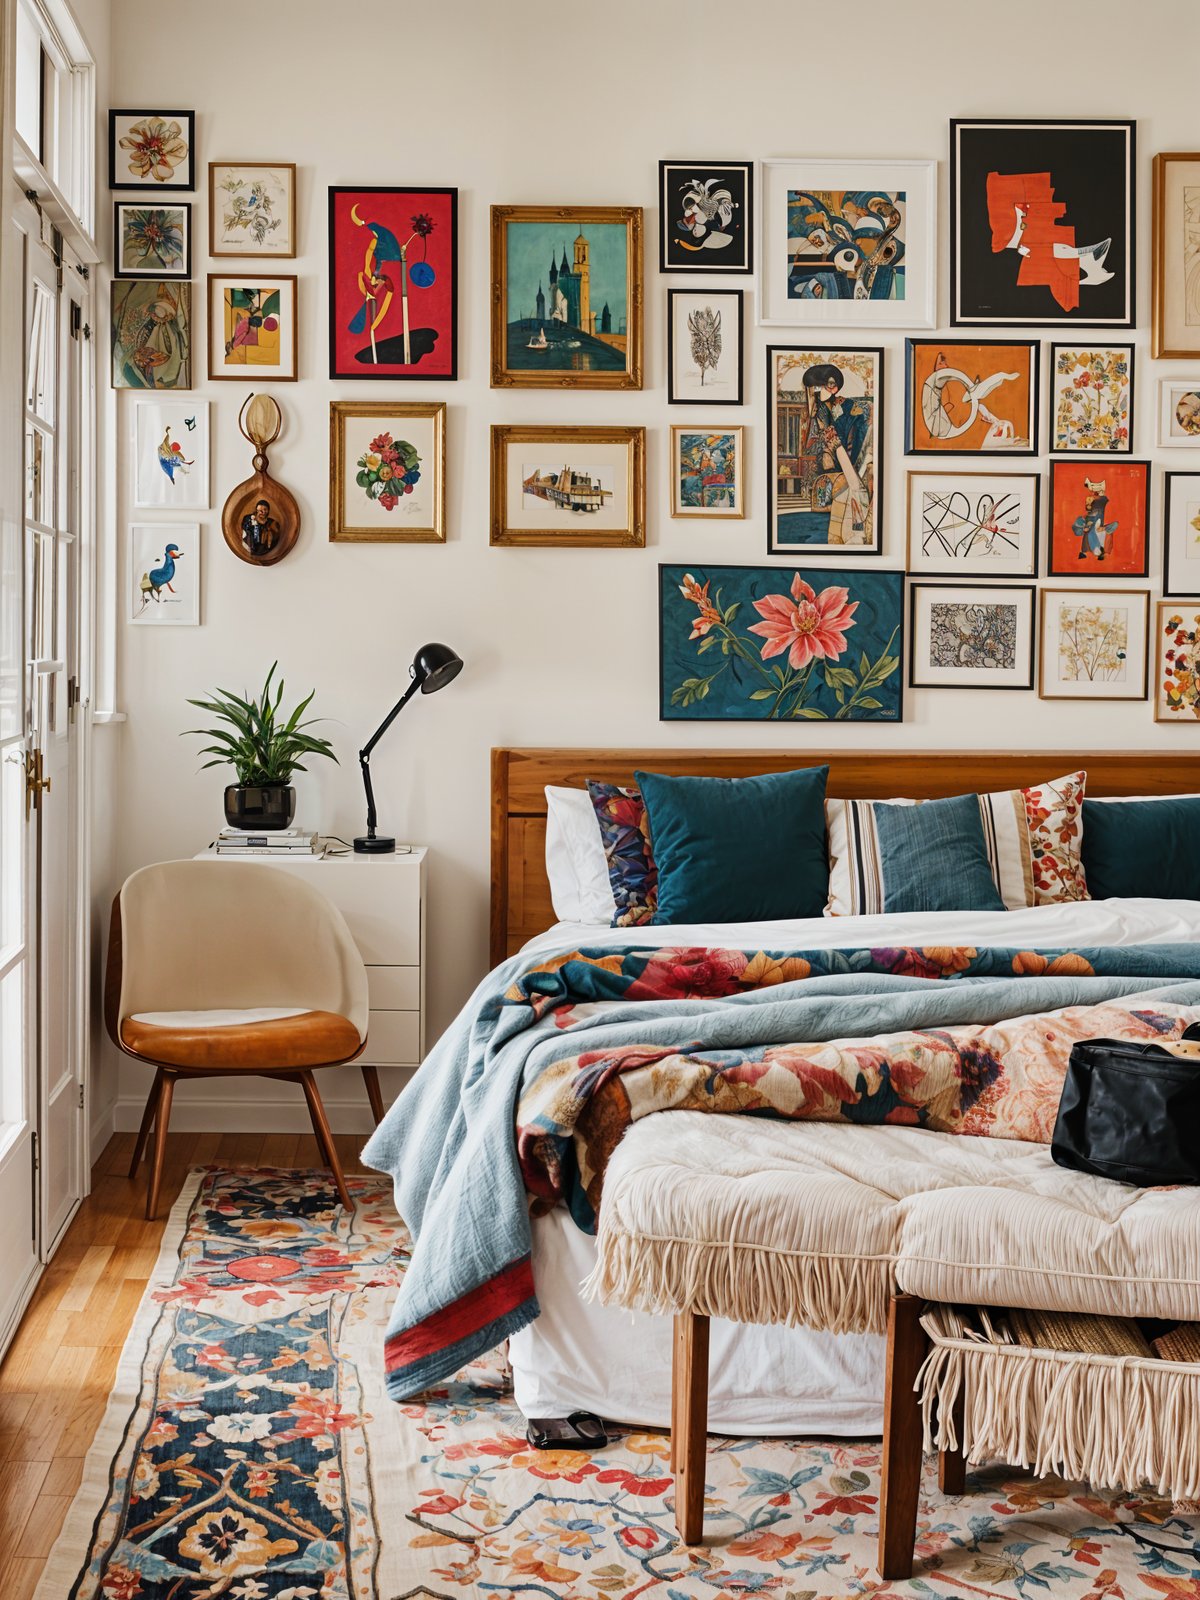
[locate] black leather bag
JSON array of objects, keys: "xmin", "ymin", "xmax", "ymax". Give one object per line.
[{"xmin": 1051, "ymin": 1023, "xmax": 1200, "ymax": 1186}]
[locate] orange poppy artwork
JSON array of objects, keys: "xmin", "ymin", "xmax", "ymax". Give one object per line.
[{"xmin": 905, "ymin": 338, "xmax": 1039, "ymax": 455}]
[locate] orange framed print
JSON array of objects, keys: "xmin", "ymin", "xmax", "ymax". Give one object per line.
[
  {"xmin": 905, "ymin": 338, "xmax": 1038, "ymax": 455},
  {"xmin": 1047, "ymin": 459, "xmax": 1150, "ymax": 577}
]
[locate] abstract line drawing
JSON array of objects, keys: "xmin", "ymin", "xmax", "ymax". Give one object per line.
[{"xmin": 921, "ymin": 485, "xmax": 1026, "ymax": 564}]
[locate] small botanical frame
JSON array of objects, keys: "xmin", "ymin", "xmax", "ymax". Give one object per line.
[
  {"xmin": 207, "ymin": 274, "xmax": 298, "ymax": 382},
  {"xmin": 109, "ymin": 109, "xmax": 194, "ymax": 190},
  {"xmin": 1049, "ymin": 343, "xmax": 1133, "ymax": 454},
  {"xmin": 1159, "ymin": 379, "xmax": 1200, "ymax": 447},
  {"xmin": 114, "ymin": 201, "xmax": 190, "ymax": 278},
  {"xmin": 1038, "ymin": 587, "xmax": 1149, "ymax": 701},
  {"xmin": 1152, "ymin": 153, "xmax": 1200, "ymax": 358},
  {"xmin": 905, "ymin": 338, "xmax": 1039, "ymax": 456},
  {"xmin": 209, "ymin": 162, "xmax": 296, "ymax": 257},
  {"xmin": 905, "ymin": 470, "xmax": 1040, "ymax": 578},
  {"xmin": 329, "ymin": 401, "xmax": 445, "ymax": 543},
  {"xmin": 908, "ymin": 581, "xmax": 1036, "ymax": 690},
  {"xmin": 133, "ymin": 398, "xmax": 209, "ymax": 510},
  {"xmin": 490, "ymin": 425, "xmax": 645, "ymax": 547},
  {"xmin": 1047, "ymin": 459, "xmax": 1150, "ymax": 577},
  {"xmin": 671, "ymin": 425, "xmax": 745, "ymax": 519},
  {"xmin": 1163, "ymin": 472, "xmax": 1200, "ymax": 597},
  {"xmin": 1156, "ymin": 599, "xmax": 1200, "ymax": 721},
  {"xmin": 130, "ymin": 523, "xmax": 199, "ymax": 625},
  {"xmin": 667, "ymin": 288, "xmax": 744, "ymax": 405},
  {"xmin": 659, "ymin": 160, "xmax": 753, "ymax": 274}
]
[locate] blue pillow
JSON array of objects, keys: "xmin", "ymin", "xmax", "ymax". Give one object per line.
[
  {"xmin": 870, "ymin": 793, "xmax": 1006, "ymax": 914},
  {"xmin": 1082, "ymin": 797, "xmax": 1200, "ymax": 899},
  {"xmin": 634, "ymin": 766, "xmax": 829, "ymax": 924}
]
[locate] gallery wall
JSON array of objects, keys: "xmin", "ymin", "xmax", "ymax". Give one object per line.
[{"xmin": 101, "ymin": 0, "xmax": 1200, "ymax": 1132}]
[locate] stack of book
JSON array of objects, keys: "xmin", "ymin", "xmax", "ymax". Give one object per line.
[{"xmin": 215, "ymin": 827, "xmax": 319, "ymax": 857}]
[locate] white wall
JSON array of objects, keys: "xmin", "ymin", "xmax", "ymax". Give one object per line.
[{"xmin": 104, "ymin": 0, "xmax": 1200, "ymax": 1130}]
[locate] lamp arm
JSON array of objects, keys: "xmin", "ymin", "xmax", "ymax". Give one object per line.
[{"xmin": 356, "ymin": 676, "xmax": 422, "ymax": 839}]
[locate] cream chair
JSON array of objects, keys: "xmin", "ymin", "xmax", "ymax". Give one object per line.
[{"xmin": 105, "ymin": 859, "xmax": 374, "ymax": 1219}]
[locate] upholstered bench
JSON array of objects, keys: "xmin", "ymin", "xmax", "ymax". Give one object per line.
[{"xmin": 587, "ymin": 1111, "xmax": 1200, "ymax": 1578}]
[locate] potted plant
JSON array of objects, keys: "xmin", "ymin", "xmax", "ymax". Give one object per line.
[{"xmin": 184, "ymin": 662, "xmax": 338, "ymax": 830}]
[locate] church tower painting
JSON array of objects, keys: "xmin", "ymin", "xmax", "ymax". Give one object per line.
[{"xmin": 573, "ymin": 231, "xmax": 590, "ymax": 337}]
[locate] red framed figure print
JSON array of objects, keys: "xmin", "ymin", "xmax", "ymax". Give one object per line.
[
  {"xmin": 1047, "ymin": 459, "xmax": 1150, "ymax": 577},
  {"xmin": 328, "ymin": 187, "xmax": 458, "ymax": 380}
]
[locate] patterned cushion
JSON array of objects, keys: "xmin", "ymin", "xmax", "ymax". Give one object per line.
[{"xmin": 586, "ymin": 781, "xmax": 658, "ymax": 927}]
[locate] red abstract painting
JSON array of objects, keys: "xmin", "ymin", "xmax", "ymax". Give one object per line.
[{"xmin": 1048, "ymin": 459, "xmax": 1151, "ymax": 577}]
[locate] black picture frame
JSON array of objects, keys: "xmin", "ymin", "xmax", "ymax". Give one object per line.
[
  {"xmin": 950, "ymin": 118, "xmax": 1135, "ymax": 329},
  {"xmin": 666, "ymin": 288, "xmax": 744, "ymax": 406},
  {"xmin": 1048, "ymin": 342, "xmax": 1135, "ymax": 455},
  {"xmin": 108, "ymin": 109, "xmax": 195, "ymax": 191},
  {"xmin": 1046, "ymin": 458, "xmax": 1152, "ymax": 578},
  {"xmin": 904, "ymin": 337, "xmax": 1040, "ymax": 458},
  {"xmin": 658, "ymin": 160, "xmax": 753, "ymax": 274},
  {"xmin": 907, "ymin": 580, "xmax": 1037, "ymax": 690},
  {"xmin": 1161, "ymin": 471, "xmax": 1200, "ymax": 598},
  {"xmin": 113, "ymin": 199, "xmax": 191, "ymax": 279}
]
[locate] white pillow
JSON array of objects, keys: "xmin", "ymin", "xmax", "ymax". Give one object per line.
[{"xmin": 544, "ymin": 786, "xmax": 616, "ymax": 925}]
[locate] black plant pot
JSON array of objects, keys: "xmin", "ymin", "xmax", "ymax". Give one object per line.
[{"xmin": 223, "ymin": 783, "xmax": 296, "ymax": 831}]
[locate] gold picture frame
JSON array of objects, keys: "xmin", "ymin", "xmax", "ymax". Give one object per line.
[
  {"xmin": 208, "ymin": 161, "xmax": 297, "ymax": 258},
  {"xmin": 1037, "ymin": 586, "xmax": 1149, "ymax": 703},
  {"xmin": 490, "ymin": 425, "xmax": 645, "ymax": 547},
  {"xmin": 670, "ymin": 424, "xmax": 745, "ymax": 519},
  {"xmin": 1152, "ymin": 152, "xmax": 1200, "ymax": 359},
  {"xmin": 329, "ymin": 401, "xmax": 446, "ymax": 543},
  {"xmin": 490, "ymin": 205, "xmax": 643, "ymax": 390}
]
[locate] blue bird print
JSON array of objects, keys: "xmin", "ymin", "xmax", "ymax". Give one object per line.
[{"xmin": 139, "ymin": 542, "xmax": 183, "ymax": 609}]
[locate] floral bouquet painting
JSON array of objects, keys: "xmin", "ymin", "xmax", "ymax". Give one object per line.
[
  {"xmin": 1157, "ymin": 602, "xmax": 1200, "ymax": 722},
  {"xmin": 1051, "ymin": 345, "xmax": 1133, "ymax": 454},
  {"xmin": 660, "ymin": 563, "xmax": 903, "ymax": 721},
  {"xmin": 356, "ymin": 432, "xmax": 421, "ymax": 513}
]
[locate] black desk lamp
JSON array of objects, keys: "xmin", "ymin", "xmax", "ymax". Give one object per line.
[{"xmin": 354, "ymin": 642, "xmax": 463, "ymax": 854}]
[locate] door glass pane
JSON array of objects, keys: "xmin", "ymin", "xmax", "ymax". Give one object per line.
[
  {"xmin": 0, "ymin": 962, "xmax": 23, "ymax": 1128},
  {"xmin": 26, "ymin": 281, "xmax": 55, "ymax": 425},
  {"xmin": 0, "ymin": 515, "xmax": 19, "ymax": 745},
  {"xmin": 14, "ymin": 4, "xmax": 43, "ymax": 160},
  {"xmin": 0, "ymin": 755, "xmax": 22, "ymax": 956}
]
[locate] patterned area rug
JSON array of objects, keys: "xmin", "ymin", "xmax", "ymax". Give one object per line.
[{"xmin": 40, "ymin": 1170, "xmax": 1200, "ymax": 1599}]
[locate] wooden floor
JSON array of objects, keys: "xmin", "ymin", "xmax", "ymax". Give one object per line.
[{"xmin": 0, "ymin": 1130, "xmax": 371, "ymax": 1598}]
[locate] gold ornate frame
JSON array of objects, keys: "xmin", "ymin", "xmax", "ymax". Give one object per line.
[
  {"xmin": 490, "ymin": 425, "xmax": 645, "ymax": 547},
  {"xmin": 329, "ymin": 400, "xmax": 446, "ymax": 543}
]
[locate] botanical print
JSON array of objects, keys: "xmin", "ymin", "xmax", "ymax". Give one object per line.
[
  {"xmin": 660, "ymin": 563, "xmax": 902, "ymax": 721},
  {"xmin": 658, "ymin": 160, "xmax": 752, "ymax": 272},
  {"xmin": 1157, "ymin": 601, "xmax": 1200, "ymax": 721},
  {"xmin": 356, "ymin": 430, "xmax": 422, "ymax": 512},
  {"xmin": 1048, "ymin": 459, "xmax": 1150, "ymax": 576},
  {"xmin": 111, "ymin": 280, "xmax": 191, "ymax": 389},
  {"xmin": 787, "ymin": 188, "xmax": 905, "ymax": 302},
  {"xmin": 130, "ymin": 522, "xmax": 198, "ymax": 624},
  {"xmin": 1186, "ymin": 184, "xmax": 1200, "ymax": 327},
  {"xmin": 1152, "ymin": 154, "xmax": 1200, "ymax": 356},
  {"xmin": 1163, "ymin": 473, "xmax": 1200, "ymax": 596},
  {"xmin": 906, "ymin": 471, "xmax": 1039, "ymax": 577},
  {"xmin": 672, "ymin": 427, "xmax": 742, "ymax": 518},
  {"xmin": 1040, "ymin": 588, "xmax": 1149, "ymax": 701},
  {"xmin": 1051, "ymin": 344, "xmax": 1132, "ymax": 452},
  {"xmin": 110, "ymin": 110, "xmax": 193, "ymax": 188},
  {"xmin": 133, "ymin": 399, "xmax": 208, "ymax": 510},
  {"xmin": 329, "ymin": 187, "xmax": 457, "ymax": 380},
  {"xmin": 210, "ymin": 162, "xmax": 295, "ymax": 256},
  {"xmin": 502, "ymin": 218, "xmax": 630, "ymax": 374},
  {"xmin": 1158, "ymin": 378, "xmax": 1200, "ymax": 445},
  {"xmin": 521, "ymin": 464, "xmax": 612, "ymax": 514},
  {"xmin": 115, "ymin": 202, "xmax": 189, "ymax": 277},
  {"xmin": 1059, "ymin": 602, "xmax": 1129, "ymax": 682},
  {"xmin": 929, "ymin": 600, "xmax": 1017, "ymax": 669},
  {"xmin": 906, "ymin": 339, "xmax": 1038, "ymax": 454},
  {"xmin": 667, "ymin": 288, "xmax": 743, "ymax": 404},
  {"xmin": 768, "ymin": 345, "xmax": 882, "ymax": 552},
  {"xmin": 330, "ymin": 401, "xmax": 445, "ymax": 542}
]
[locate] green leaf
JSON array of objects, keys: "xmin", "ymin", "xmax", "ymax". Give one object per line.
[
  {"xmin": 791, "ymin": 706, "xmax": 829, "ymax": 719},
  {"xmin": 860, "ymin": 650, "xmax": 870, "ymax": 677},
  {"xmin": 723, "ymin": 602, "xmax": 740, "ymax": 623},
  {"xmin": 748, "ymin": 688, "xmax": 775, "ymax": 700},
  {"xmin": 856, "ymin": 696, "xmax": 882, "ymax": 709}
]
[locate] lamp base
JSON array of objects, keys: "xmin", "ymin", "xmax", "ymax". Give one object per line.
[{"xmin": 353, "ymin": 834, "xmax": 396, "ymax": 854}]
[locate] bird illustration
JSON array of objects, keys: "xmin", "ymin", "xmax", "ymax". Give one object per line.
[
  {"xmin": 157, "ymin": 425, "xmax": 194, "ymax": 484},
  {"xmin": 139, "ymin": 543, "xmax": 182, "ymax": 608}
]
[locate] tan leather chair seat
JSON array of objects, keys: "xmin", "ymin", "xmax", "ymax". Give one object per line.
[{"xmin": 120, "ymin": 1008, "xmax": 363, "ymax": 1070}]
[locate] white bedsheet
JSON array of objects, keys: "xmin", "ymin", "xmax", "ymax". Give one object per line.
[{"xmin": 508, "ymin": 898, "xmax": 1200, "ymax": 1435}]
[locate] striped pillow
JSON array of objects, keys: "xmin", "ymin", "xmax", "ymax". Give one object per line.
[{"xmin": 825, "ymin": 770, "xmax": 1089, "ymax": 916}]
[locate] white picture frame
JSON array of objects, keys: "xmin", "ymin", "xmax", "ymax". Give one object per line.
[
  {"xmin": 908, "ymin": 581, "xmax": 1035, "ymax": 690},
  {"xmin": 130, "ymin": 523, "xmax": 199, "ymax": 625},
  {"xmin": 1163, "ymin": 472, "xmax": 1200, "ymax": 597},
  {"xmin": 1158, "ymin": 378, "xmax": 1200, "ymax": 448},
  {"xmin": 133, "ymin": 399, "xmax": 209, "ymax": 510},
  {"xmin": 758, "ymin": 157, "xmax": 936, "ymax": 329},
  {"xmin": 905, "ymin": 470, "xmax": 1040, "ymax": 578}
]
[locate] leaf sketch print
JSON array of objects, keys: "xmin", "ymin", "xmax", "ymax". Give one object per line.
[{"xmin": 688, "ymin": 305, "xmax": 722, "ymax": 386}]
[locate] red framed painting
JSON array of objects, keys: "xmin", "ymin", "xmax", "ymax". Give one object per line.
[
  {"xmin": 1047, "ymin": 459, "xmax": 1150, "ymax": 577},
  {"xmin": 328, "ymin": 186, "xmax": 457, "ymax": 380}
]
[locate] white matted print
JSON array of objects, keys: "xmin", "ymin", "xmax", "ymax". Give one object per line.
[
  {"xmin": 329, "ymin": 401, "xmax": 445, "ymax": 542},
  {"xmin": 759, "ymin": 158, "xmax": 936, "ymax": 328},
  {"xmin": 1163, "ymin": 472, "xmax": 1200, "ymax": 597},
  {"xmin": 209, "ymin": 163, "xmax": 296, "ymax": 257},
  {"xmin": 905, "ymin": 470, "xmax": 1039, "ymax": 577},
  {"xmin": 130, "ymin": 523, "xmax": 199, "ymax": 625},
  {"xmin": 208, "ymin": 275, "xmax": 298, "ymax": 381},
  {"xmin": 490, "ymin": 426, "xmax": 644, "ymax": 546},
  {"xmin": 1159, "ymin": 379, "xmax": 1200, "ymax": 447},
  {"xmin": 133, "ymin": 399, "xmax": 209, "ymax": 509},
  {"xmin": 667, "ymin": 289, "xmax": 744, "ymax": 404},
  {"xmin": 909, "ymin": 582, "xmax": 1035, "ymax": 689},
  {"xmin": 1038, "ymin": 587, "xmax": 1148, "ymax": 701}
]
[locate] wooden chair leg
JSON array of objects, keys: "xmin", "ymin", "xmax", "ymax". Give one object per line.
[
  {"xmin": 299, "ymin": 1070, "xmax": 353, "ymax": 1209},
  {"xmin": 129, "ymin": 1070, "xmax": 163, "ymax": 1178},
  {"xmin": 145, "ymin": 1072, "xmax": 176, "ymax": 1222},
  {"xmin": 360, "ymin": 1063, "xmax": 385, "ymax": 1126},
  {"xmin": 671, "ymin": 1311, "xmax": 710, "ymax": 1546},
  {"xmin": 938, "ymin": 1386, "xmax": 967, "ymax": 1495},
  {"xmin": 878, "ymin": 1293, "xmax": 928, "ymax": 1581}
]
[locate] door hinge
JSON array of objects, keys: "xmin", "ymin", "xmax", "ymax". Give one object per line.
[
  {"xmin": 67, "ymin": 675, "xmax": 79, "ymax": 720},
  {"xmin": 70, "ymin": 302, "xmax": 81, "ymax": 339},
  {"xmin": 24, "ymin": 748, "xmax": 50, "ymax": 820},
  {"xmin": 78, "ymin": 1083, "xmax": 85, "ymax": 1110},
  {"xmin": 31, "ymin": 1131, "xmax": 39, "ymax": 1173},
  {"xmin": 76, "ymin": 262, "xmax": 90, "ymax": 280}
]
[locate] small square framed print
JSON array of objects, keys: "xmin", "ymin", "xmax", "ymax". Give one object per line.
[
  {"xmin": 905, "ymin": 470, "xmax": 1039, "ymax": 578},
  {"xmin": 667, "ymin": 289, "xmax": 744, "ymax": 405},
  {"xmin": 109, "ymin": 110, "xmax": 194, "ymax": 190},
  {"xmin": 207, "ymin": 274, "xmax": 298, "ymax": 381},
  {"xmin": 659, "ymin": 161, "xmax": 752, "ymax": 274},
  {"xmin": 209, "ymin": 162, "xmax": 296, "ymax": 257},
  {"xmin": 1163, "ymin": 472, "xmax": 1200, "ymax": 597},
  {"xmin": 671, "ymin": 426, "xmax": 745, "ymax": 519},
  {"xmin": 1159, "ymin": 379, "xmax": 1200, "ymax": 447},
  {"xmin": 908, "ymin": 581, "xmax": 1035, "ymax": 690},
  {"xmin": 1156, "ymin": 600, "xmax": 1200, "ymax": 721},
  {"xmin": 1049, "ymin": 344, "xmax": 1133, "ymax": 453},
  {"xmin": 1047, "ymin": 459, "xmax": 1150, "ymax": 577},
  {"xmin": 1038, "ymin": 587, "xmax": 1149, "ymax": 701},
  {"xmin": 114, "ymin": 201, "xmax": 190, "ymax": 278}
]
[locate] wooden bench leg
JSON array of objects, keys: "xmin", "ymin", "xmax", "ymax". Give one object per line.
[
  {"xmin": 938, "ymin": 1386, "xmax": 967, "ymax": 1495},
  {"xmin": 671, "ymin": 1311, "xmax": 710, "ymax": 1545},
  {"xmin": 878, "ymin": 1292, "xmax": 928, "ymax": 1581}
]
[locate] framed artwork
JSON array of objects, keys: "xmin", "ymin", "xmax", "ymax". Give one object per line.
[
  {"xmin": 950, "ymin": 119, "xmax": 1135, "ymax": 328},
  {"xmin": 671, "ymin": 426, "xmax": 745, "ymax": 519},
  {"xmin": 329, "ymin": 401, "xmax": 445, "ymax": 543},
  {"xmin": 905, "ymin": 470, "xmax": 1039, "ymax": 578},
  {"xmin": 207, "ymin": 274, "xmax": 298, "ymax": 382},
  {"xmin": 660, "ymin": 563, "xmax": 904, "ymax": 722},
  {"xmin": 1156, "ymin": 600, "xmax": 1200, "ymax": 721},
  {"xmin": 490, "ymin": 204, "xmax": 643, "ymax": 389},
  {"xmin": 490, "ymin": 426, "xmax": 645, "ymax": 548},
  {"xmin": 1047, "ymin": 459, "xmax": 1150, "ymax": 577},
  {"xmin": 667, "ymin": 288, "xmax": 744, "ymax": 405},
  {"xmin": 1038, "ymin": 587, "xmax": 1149, "ymax": 701},
  {"xmin": 133, "ymin": 399, "xmax": 208, "ymax": 510},
  {"xmin": 1163, "ymin": 472, "xmax": 1200, "ymax": 597},
  {"xmin": 658, "ymin": 161, "xmax": 752, "ymax": 274},
  {"xmin": 1159, "ymin": 378, "xmax": 1200, "ymax": 447},
  {"xmin": 766, "ymin": 344, "xmax": 883, "ymax": 555},
  {"xmin": 908, "ymin": 582, "xmax": 1035, "ymax": 690},
  {"xmin": 109, "ymin": 110, "xmax": 194, "ymax": 190},
  {"xmin": 758, "ymin": 158, "xmax": 936, "ymax": 328},
  {"xmin": 1049, "ymin": 344, "xmax": 1133, "ymax": 454},
  {"xmin": 113, "ymin": 201, "xmax": 190, "ymax": 278},
  {"xmin": 111, "ymin": 280, "xmax": 191, "ymax": 390},
  {"xmin": 1152, "ymin": 153, "xmax": 1200, "ymax": 358},
  {"xmin": 209, "ymin": 162, "xmax": 296, "ymax": 257},
  {"xmin": 328, "ymin": 187, "xmax": 458, "ymax": 381},
  {"xmin": 905, "ymin": 338, "xmax": 1039, "ymax": 456},
  {"xmin": 130, "ymin": 523, "xmax": 199, "ymax": 625}
]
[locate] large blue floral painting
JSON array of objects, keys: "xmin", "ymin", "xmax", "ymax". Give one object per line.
[{"xmin": 660, "ymin": 563, "xmax": 903, "ymax": 721}]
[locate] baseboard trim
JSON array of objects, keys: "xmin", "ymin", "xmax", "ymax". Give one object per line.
[
  {"xmin": 113, "ymin": 1093, "xmax": 380, "ymax": 1136},
  {"xmin": 90, "ymin": 1102, "xmax": 116, "ymax": 1166}
]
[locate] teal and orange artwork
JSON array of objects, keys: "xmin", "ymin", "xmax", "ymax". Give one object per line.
[
  {"xmin": 787, "ymin": 190, "xmax": 906, "ymax": 302},
  {"xmin": 504, "ymin": 220, "xmax": 629, "ymax": 374}
]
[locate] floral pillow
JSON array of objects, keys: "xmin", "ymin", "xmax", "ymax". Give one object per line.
[{"xmin": 586, "ymin": 782, "xmax": 657, "ymax": 927}]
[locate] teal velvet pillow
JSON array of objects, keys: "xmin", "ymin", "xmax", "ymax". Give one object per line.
[
  {"xmin": 1082, "ymin": 797, "xmax": 1200, "ymax": 899},
  {"xmin": 870, "ymin": 793, "xmax": 1006, "ymax": 914},
  {"xmin": 634, "ymin": 766, "xmax": 829, "ymax": 924}
]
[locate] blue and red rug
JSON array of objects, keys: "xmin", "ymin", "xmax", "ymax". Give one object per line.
[{"xmin": 41, "ymin": 1169, "xmax": 1200, "ymax": 1599}]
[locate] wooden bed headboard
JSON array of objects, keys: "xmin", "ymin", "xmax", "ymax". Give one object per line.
[{"xmin": 490, "ymin": 748, "xmax": 1200, "ymax": 966}]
